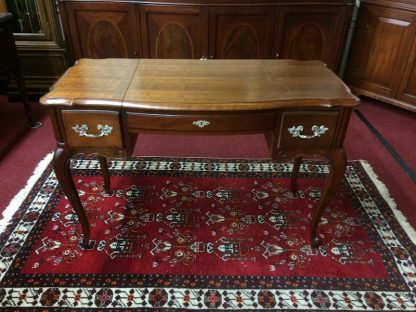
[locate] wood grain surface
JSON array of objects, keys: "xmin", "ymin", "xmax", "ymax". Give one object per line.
[{"xmin": 41, "ymin": 58, "xmax": 358, "ymax": 110}]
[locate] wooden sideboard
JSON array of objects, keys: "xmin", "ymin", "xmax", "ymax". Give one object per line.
[
  {"xmin": 345, "ymin": 0, "xmax": 416, "ymax": 112},
  {"xmin": 58, "ymin": 0, "xmax": 355, "ymax": 71},
  {"xmin": 0, "ymin": 13, "xmax": 41, "ymax": 128},
  {"xmin": 1, "ymin": 1, "xmax": 67, "ymax": 96},
  {"xmin": 40, "ymin": 58, "xmax": 359, "ymax": 248}
]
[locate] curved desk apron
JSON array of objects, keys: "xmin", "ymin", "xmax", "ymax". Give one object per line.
[{"xmin": 40, "ymin": 59, "xmax": 359, "ymax": 249}]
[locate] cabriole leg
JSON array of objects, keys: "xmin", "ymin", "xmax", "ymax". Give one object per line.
[
  {"xmin": 310, "ymin": 148, "xmax": 346, "ymax": 248},
  {"xmin": 291, "ymin": 156, "xmax": 303, "ymax": 194},
  {"xmin": 14, "ymin": 69, "xmax": 42, "ymax": 129},
  {"xmin": 98, "ymin": 156, "xmax": 110, "ymax": 193},
  {"xmin": 53, "ymin": 147, "xmax": 91, "ymax": 248}
]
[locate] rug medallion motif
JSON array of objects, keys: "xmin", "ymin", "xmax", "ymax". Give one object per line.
[{"xmin": 0, "ymin": 158, "xmax": 415, "ymax": 310}]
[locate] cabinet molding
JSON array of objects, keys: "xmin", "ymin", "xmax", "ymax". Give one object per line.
[
  {"xmin": 61, "ymin": 2, "xmax": 140, "ymax": 59},
  {"xmin": 274, "ymin": 5, "xmax": 351, "ymax": 70},
  {"xmin": 139, "ymin": 4, "xmax": 208, "ymax": 59},
  {"xmin": 2, "ymin": 1, "xmax": 67, "ymax": 95},
  {"xmin": 345, "ymin": 0, "xmax": 416, "ymax": 112},
  {"xmin": 209, "ymin": 6, "xmax": 275, "ymax": 59},
  {"xmin": 59, "ymin": 0, "xmax": 354, "ymax": 71}
]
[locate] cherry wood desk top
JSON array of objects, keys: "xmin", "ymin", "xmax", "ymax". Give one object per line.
[
  {"xmin": 41, "ymin": 58, "xmax": 358, "ymax": 110},
  {"xmin": 40, "ymin": 58, "xmax": 359, "ymax": 249}
]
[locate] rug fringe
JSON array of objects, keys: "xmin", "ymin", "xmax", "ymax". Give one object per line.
[
  {"xmin": 0, "ymin": 152, "xmax": 54, "ymax": 234},
  {"xmin": 359, "ymin": 159, "xmax": 416, "ymax": 245}
]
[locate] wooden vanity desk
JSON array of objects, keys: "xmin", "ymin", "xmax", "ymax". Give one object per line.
[{"xmin": 40, "ymin": 58, "xmax": 359, "ymax": 248}]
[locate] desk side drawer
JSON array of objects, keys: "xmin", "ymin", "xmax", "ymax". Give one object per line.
[
  {"xmin": 277, "ymin": 110, "xmax": 339, "ymax": 151},
  {"xmin": 62, "ymin": 110, "xmax": 123, "ymax": 148},
  {"xmin": 127, "ymin": 112, "xmax": 275, "ymax": 132}
]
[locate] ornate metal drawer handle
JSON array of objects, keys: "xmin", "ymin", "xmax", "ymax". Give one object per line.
[
  {"xmin": 288, "ymin": 125, "xmax": 329, "ymax": 139},
  {"xmin": 72, "ymin": 124, "xmax": 113, "ymax": 138},
  {"xmin": 193, "ymin": 120, "xmax": 210, "ymax": 128}
]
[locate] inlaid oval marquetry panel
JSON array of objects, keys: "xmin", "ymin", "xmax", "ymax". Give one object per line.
[
  {"xmin": 156, "ymin": 23, "xmax": 194, "ymax": 59},
  {"xmin": 223, "ymin": 24, "xmax": 259, "ymax": 59},
  {"xmin": 87, "ymin": 20, "xmax": 128, "ymax": 58},
  {"xmin": 288, "ymin": 22, "xmax": 325, "ymax": 60}
]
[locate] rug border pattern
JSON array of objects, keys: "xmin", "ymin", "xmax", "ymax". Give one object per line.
[{"xmin": 0, "ymin": 158, "xmax": 415, "ymax": 310}]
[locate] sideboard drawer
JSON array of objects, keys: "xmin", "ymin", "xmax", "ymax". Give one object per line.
[
  {"xmin": 62, "ymin": 110, "xmax": 123, "ymax": 148},
  {"xmin": 127, "ymin": 112, "xmax": 276, "ymax": 132},
  {"xmin": 277, "ymin": 111, "xmax": 339, "ymax": 150}
]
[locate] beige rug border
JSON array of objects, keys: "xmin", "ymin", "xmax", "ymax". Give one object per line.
[
  {"xmin": 0, "ymin": 152, "xmax": 54, "ymax": 234},
  {"xmin": 359, "ymin": 159, "xmax": 416, "ymax": 245}
]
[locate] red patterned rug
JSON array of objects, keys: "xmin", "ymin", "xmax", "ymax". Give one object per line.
[{"xmin": 0, "ymin": 155, "xmax": 415, "ymax": 311}]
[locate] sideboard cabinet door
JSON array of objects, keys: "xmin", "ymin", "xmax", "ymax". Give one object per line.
[
  {"xmin": 140, "ymin": 5, "xmax": 208, "ymax": 59},
  {"xmin": 208, "ymin": 6, "xmax": 275, "ymax": 59},
  {"xmin": 397, "ymin": 40, "xmax": 416, "ymax": 105},
  {"xmin": 346, "ymin": 4, "xmax": 416, "ymax": 98},
  {"xmin": 61, "ymin": 2, "xmax": 140, "ymax": 60},
  {"xmin": 274, "ymin": 5, "xmax": 351, "ymax": 70}
]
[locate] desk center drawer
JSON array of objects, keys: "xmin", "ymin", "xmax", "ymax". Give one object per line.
[{"xmin": 127, "ymin": 112, "xmax": 275, "ymax": 132}]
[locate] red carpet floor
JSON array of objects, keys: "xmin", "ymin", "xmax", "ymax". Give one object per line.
[
  {"xmin": 0, "ymin": 96, "xmax": 47, "ymax": 159},
  {"xmin": 17, "ymin": 159, "xmax": 391, "ymax": 277},
  {"xmin": 0, "ymin": 97, "xmax": 415, "ymax": 231},
  {"xmin": 357, "ymin": 98, "xmax": 415, "ymax": 174},
  {"xmin": 1, "ymin": 157, "xmax": 415, "ymax": 310}
]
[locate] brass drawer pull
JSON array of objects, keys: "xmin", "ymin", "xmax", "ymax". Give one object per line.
[
  {"xmin": 288, "ymin": 125, "xmax": 328, "ymax": 139},
  {"xmin": 192, "ymin": 120, "xmax": 210, "ymax": 128},
  {"xmin": 72, "ymin": 124, "xmax": 113, "ymax": 138}
]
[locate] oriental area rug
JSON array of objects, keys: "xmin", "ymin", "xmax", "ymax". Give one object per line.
[{"xmin": 0, "ymin": 155, "xmax": 415, "ymax": 311}]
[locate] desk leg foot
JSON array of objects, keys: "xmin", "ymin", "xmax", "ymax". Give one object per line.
[
  {"xmin": 310, "ymin": 148, "xmax": 346, "ymax": 247},
  {"xmin": 79, "ymin": 238, "xmax": 95, "ymax": 250},
  {"xmin": 291, "ymin": 156, "xmax": 302, "ymax": 194},
  {"xmin": 14, "ymin": 69, "xmax": 42, "ymax": 129},
  {"xmin": 53, "ymin": 147, "xmax": 91, "ymax": 247},
  {"xmin": 311, "ymin": 237, "xmax": 322, "ymax": 249},
  {"xmin": 98, "ymin": 156, "xmax": 110, "ymax": 193},
  {"xmin": 29, "ymin": 121, "xmax": 43, "ymax": 129}
]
